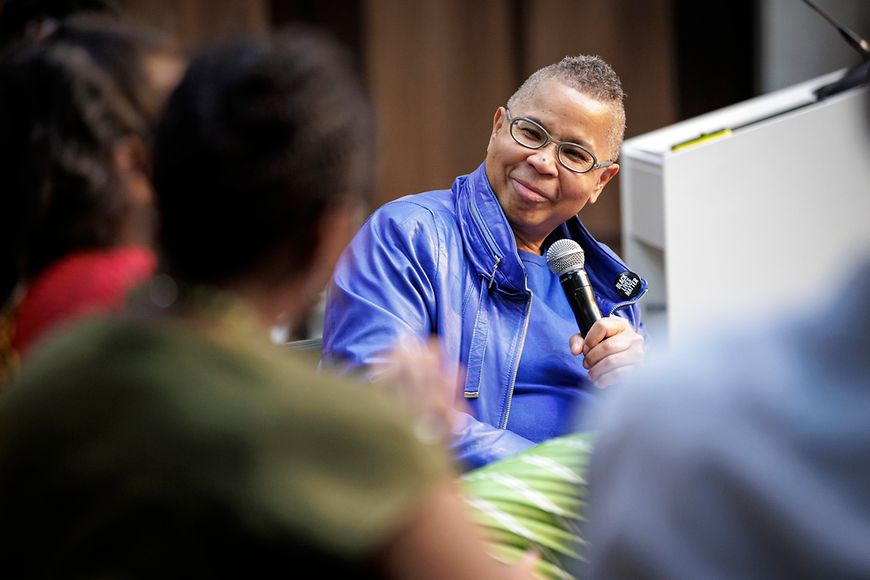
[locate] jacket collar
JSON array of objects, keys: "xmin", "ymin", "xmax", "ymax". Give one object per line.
[
  {"xmin": 454, "ymin": 163, "xmax": 528, "ymax": 295},
  {"xmin": 454, "ymin": 163, "xmax": 648, "ymax": 308},
  {"xmin": 546, "ymin": 220, "xmax": 647, "ymax": 312}
]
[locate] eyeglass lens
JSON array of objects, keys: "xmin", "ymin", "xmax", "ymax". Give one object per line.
[{"xmin": 510, "ymin": 117, "xmax": 595, "ymax": 173}]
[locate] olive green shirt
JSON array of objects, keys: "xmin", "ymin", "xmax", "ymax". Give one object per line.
[{"xmin": 0, "ymin": 306, "xmax": 451, "ymax": 577}]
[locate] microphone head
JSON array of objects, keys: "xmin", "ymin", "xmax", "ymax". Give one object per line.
[{"xmin": 546, "ymin": 238, "xmax": 585, "ymax": 276}]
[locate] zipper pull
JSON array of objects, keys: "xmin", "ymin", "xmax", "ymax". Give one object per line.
[{"xmin": 488, "ymin": 256, "xmax": 501, "ymax": 290}]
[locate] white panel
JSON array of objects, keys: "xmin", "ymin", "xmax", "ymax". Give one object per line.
[
  {"xmin": 620, "ymin": 74, "xmax": 870, "ymax": 350},
  {"xmin": 621, "ymin": 157, "xmax": 665, "ymax": 250}
]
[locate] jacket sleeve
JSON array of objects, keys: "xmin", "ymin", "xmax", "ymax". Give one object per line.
[
  {"xmin": 450, "ymin": 413, "xmax": 535, "ymax": 470},
  {"xmin": 321, "ymin": 202, "xmax": 536, "ymax": 470},
  {"xmin": 321, "ymin": 203, "xmax": 437, "ymax": 371}
]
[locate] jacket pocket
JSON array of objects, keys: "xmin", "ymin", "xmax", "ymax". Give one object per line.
[{"xmin": 463, "ymin": 279, "xmax": 491, "ymax": 399}]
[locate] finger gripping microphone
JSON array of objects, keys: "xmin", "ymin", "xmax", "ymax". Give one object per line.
[{"xmin": 546, "ymin": 239, "xmax": 602, "ymax": 336}]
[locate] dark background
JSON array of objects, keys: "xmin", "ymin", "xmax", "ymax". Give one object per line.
[{"xmin": 8, "ymin": 0, "xmax": 870, "ymax": 253}]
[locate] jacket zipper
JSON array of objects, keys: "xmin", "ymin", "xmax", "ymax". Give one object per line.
[
  {"xmin": 608, "ymin": 285, "xmax": 649, "ymax": 317},
  {"xmin": 467, "ymin": 190, "xmax": 531, "ymax": 429},
  {"xmin": 500, "ymin": 280, "xmax": 532, "ymax": 429},
  {"xmin": 468, "ymin": 194, "xmax": 503, "ymax": 288}
]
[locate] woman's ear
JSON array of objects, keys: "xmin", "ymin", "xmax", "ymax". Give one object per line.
[
  {"xmin": 114, "ymin": 135, "xmax": 157, "ymax": 245},
  {"xmin": 114, "ymin": 135, "xmax": 152, "ymax": 205},
  {"xmin": 306, "ymin": 201, "xmax": 365, "ymax": 289},
  {"xmin": 487, "ymin": 106, "xmax": 507, "ymax": 149},
  {"xmin": 276, "ymin": 201, "xmax": 363, "ymax": 331},
  {"xmin": 589, "ymin": 163, "xmax": 619, "ymax": 204},
  {"xmin": 114, "ymin": 135, "xmax": 148, "ymax": 173}
]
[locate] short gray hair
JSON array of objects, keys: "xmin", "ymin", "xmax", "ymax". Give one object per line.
[{"xmin": 507, "ymin": 55, "xmax": 625, "ymax": 160}]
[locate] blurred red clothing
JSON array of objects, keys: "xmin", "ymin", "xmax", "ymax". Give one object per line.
[{"xmin": 12, "ymin": 246, "xmax": 155, "ymax": 357}]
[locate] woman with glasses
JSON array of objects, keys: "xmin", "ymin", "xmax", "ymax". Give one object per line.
[{"xmin": 322, "ymin": 55, "xmax": 647, "ymax": 470}]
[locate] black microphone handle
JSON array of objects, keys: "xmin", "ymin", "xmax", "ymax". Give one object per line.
[{"xmin": 560, "ymin": 268, "xmax": 602, "ymax": 337}]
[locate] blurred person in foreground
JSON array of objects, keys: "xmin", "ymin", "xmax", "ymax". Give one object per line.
[
  {"xmin": 0, "ymin": 29, "xmax": 536, "ymax": 579},
  {"xmin": 0, "ymin": 15, "xmax": 184, "ymax": 383},
  {"xmin": 581, "ymin": 182, "xmax": 870, "ymax": 574},
  {"xmin": 583, "ymin": 267, "xmax": 870, "ymax": 578},
  {"xmin": 322, "ymin": 55, "xmax": 647, "ymax": 470}
]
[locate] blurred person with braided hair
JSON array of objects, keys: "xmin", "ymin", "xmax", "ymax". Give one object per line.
[{"xmin": 0, "ymin": 15, "xmax": 184, "ymax": 383}]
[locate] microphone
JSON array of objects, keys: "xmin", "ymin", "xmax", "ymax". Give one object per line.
[
  {"xmin": 802, "ymin": 0, "xmax": 870, "ymax": 60},
  {"xmin": 546, "ymin": 238, "xmax": 602, "ymax": 337},
  {"xmin": 801, "ymin": 0, "xmax": 870, "ymax": 99}
]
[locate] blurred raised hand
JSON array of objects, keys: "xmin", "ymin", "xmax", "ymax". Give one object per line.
[{"xmin": 373, "ymin": 334, "xmax": 467, "ymax": 444}]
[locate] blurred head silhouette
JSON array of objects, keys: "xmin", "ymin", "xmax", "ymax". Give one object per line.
[
  {"xmin": 153, "ymin": 26, "xmax": 374, "ymax": 327},
  {"xmin": 0, "ymin": 16, "xmax": 183, "ymax": 376}
]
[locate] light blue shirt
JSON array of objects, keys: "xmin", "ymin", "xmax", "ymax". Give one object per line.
[{"xmin": 506, "ymin": 250, "xmax": 595, "ymax": 443}]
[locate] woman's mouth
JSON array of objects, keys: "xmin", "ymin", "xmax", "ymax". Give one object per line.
[{"xmin": 511, "ymin": 177, "xmax": 549, "ymax": 203}]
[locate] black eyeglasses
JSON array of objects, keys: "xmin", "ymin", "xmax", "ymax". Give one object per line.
[{"xmin": 505, "ymin": 108, "xmax": 615, "ymax": 174}]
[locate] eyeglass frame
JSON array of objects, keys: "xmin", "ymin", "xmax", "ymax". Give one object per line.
[{"xmin": 503, "ymin": 107, "xmax": 616, "ymax": 174}]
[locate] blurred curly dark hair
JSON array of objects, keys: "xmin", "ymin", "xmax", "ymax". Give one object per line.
[{"xmin": 153, "ymin": 27, "xmax": 375, "ymax": 287}]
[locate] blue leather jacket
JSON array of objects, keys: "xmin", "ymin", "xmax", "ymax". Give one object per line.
[{"xmin": 322, "ymin": 163, "xmax": 647, "ymax": 469}]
